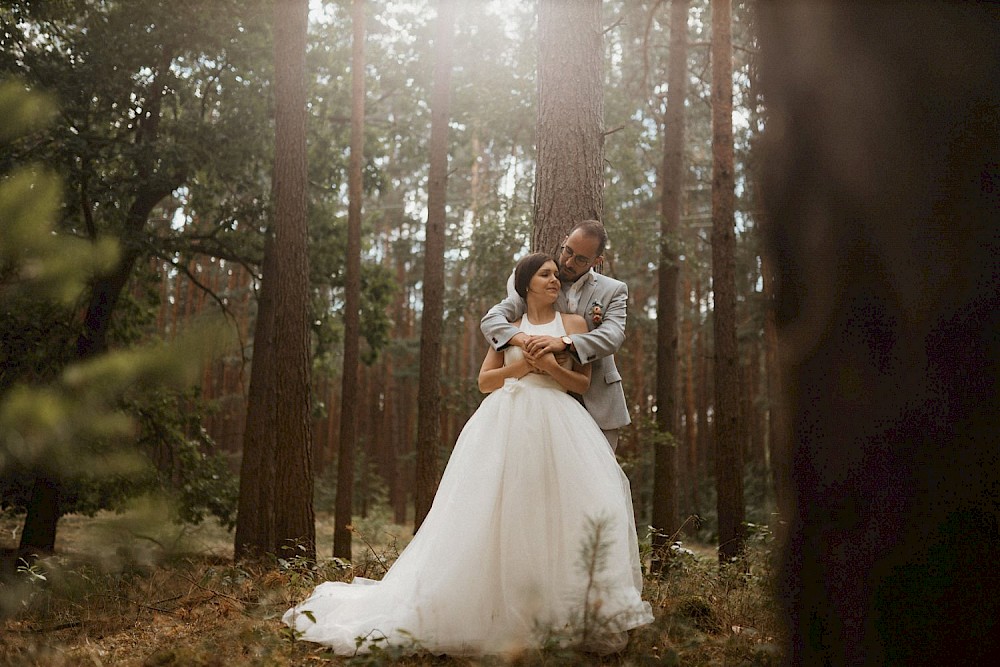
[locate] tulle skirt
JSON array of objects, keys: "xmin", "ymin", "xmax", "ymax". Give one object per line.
[{"xmin": 283, "ymin": 376, "xmax": 653, "ymax": 656}]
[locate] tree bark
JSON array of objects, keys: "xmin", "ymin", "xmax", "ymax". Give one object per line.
[
  {"xmin": 234, "ymin": 229, "xmax": 278, "ymax": 559},
  {"xmin": 414, "ymin": 0, "xmax": 457, "ymax": 531},
  {"xmin": 533, "ymin": 0, "xmax": 604, "ymax": 255},
  {"xmin": 651, "ymin": 0, "xmax": 689, "ymax": 575},
  {"xmin": 695, "ymin": 277, "xmax": 711, "ymax": 476},
  {"xmin": 235, "ymin": 0, "xmax": 314, "ymax": 560},
  {"xmin": 334, "ymin": 0, "xmax": 367, "ymax": 559},
  {"xmin": 682, "ymin": 272, "xmax": 699, "ymax": 520},
  {"xmin": 710, "ymin": 0, "xmax": 745, "ymax": 563},
  {"xmin": 269, "ymin": 0, "xmax": 315, "ymax": 558}
]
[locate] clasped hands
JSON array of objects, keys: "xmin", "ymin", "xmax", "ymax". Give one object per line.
[{"xmin": 515, "ymin": 334, "xmax": 570, "ymax": 374}]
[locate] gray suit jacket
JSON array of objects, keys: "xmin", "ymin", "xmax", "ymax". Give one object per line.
[{"xmin": 480, "ymin": 271, "xmax": 631, "ymax": 431}]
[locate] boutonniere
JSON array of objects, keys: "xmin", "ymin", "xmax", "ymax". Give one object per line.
[{"xmin": 590, "ymin": 301, "xmax": 604, "ymax": 326}]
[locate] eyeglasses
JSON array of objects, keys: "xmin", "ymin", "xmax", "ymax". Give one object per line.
[{"xmin": 559, "ymin": 245, "xmax": 595, "ymax": 267}]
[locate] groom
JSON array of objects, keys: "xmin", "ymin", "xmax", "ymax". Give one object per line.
[{"xmin": 481, "ymin": 219, "xmax": 630, "ymax": 451}]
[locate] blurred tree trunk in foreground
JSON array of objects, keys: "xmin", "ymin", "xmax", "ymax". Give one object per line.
[{"xmin": 758, "ymin": 3, "xmax": 1000, "ymax": 663}]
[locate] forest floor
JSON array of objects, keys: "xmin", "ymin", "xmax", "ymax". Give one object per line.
[{"xmin": 0, "ymin": 505, "xmax": 784, "ymax": 666}]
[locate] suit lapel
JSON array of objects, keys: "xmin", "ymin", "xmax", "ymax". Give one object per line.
[{"xmin": 577, "ymin": 275, "xmax": 599, "ymax": 325}]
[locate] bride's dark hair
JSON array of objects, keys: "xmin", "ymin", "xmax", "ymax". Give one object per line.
[{"xmin": 513, "ymin": 252, "xmax": 555, "ymax": 299}]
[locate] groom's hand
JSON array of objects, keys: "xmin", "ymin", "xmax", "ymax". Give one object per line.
[
  {"xmin": 509, "ymin": 332, "xmax": 530, "ymax": 349},
  {"xmin": 524, "ymin": 335, "xmax": 564, "ymax": 356}
]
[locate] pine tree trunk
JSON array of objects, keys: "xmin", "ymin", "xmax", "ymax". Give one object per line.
[
  {"xmin": 234, "ymin": 230, "xmax": 278, "ymax": 558},
  {"xmin": 334, "ymin": 0, "xmax": 366, "ymax": 559},
  {"xmin": 269, "ymin": 0, "xmax": 315, "ymax": 558},
  {"xmin": 683, "ymin": 272, "xmax": 699, "ymax": 520},
  {"xmin": 390, "ymin": 252, "xmax": 410, "ymax": 526},
  {"xmin": 533, "ymin": 0, "xmax": 604, "ymax": 255},
  {"xmin": 414, "ymin": 0, "xmax": 456, "ymax": 531},
  {"xmin": 710, "ymin": 0, "xmax": 745, "ymax": 563},
  {"xmin": 695, "ymin": 278, "xmax": 711, "ymax": 476},
  {"xmin": 651, "ymin": 0, "xmax": 689, "ymax": 575}
]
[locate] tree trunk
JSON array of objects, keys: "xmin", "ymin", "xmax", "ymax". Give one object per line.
[
  {"xmin": 710, "ymin": 0, "xmax": 745, "ymax": 563},
  {"xmin": 533, "ymin": 0, "xmax": 604, "ymax": 255},
  {"xmin": 683, "ymin": 271, "xmax": 699, "ymax": 521},
  {"xmin": 651, "ymin": 0, "xmax": 689, "ymax": 575},
  {"xmin": 234, "ymin": 229, "xmax": 278, "ymax": 559},
  {"xmin": 390, "ymin": 249, "xmax": 412, "ymax": 526},
  {"xmin": 235, "ymin": 0, "xmax": 314, "ymax": 561},
  {"xmin": 695, "ymin": 277, "xmax": 711, "ymax": 477},
  {"xmin": 334, "ymin": 0, "xmax": 367, "ymax": 559},
  {"xmin": 414, "ymin": 0, "xmax": 457, "ymax": 531},
  {"xmin": 19, "ymin": 476, "xmax": 60, "ymax": 554},
  {"xmin": 271, "ymin": 0, "xmax": 315, "ymax": 558},
  {"xmin": 760, "ymin": 5, "xmax": 1000, "ymax": 662}
]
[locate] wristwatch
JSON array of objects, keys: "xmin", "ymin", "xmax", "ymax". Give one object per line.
[{"xmin": 561, "ymin": 335, "xmax": 573, "ymax": 350}]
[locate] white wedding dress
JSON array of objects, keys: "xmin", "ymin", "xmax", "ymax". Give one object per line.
[{"xmin": 283, "ymin": 313, "xmax": 653, "ymax": 656}]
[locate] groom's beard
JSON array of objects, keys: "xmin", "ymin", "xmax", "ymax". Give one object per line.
[
  {"xmin": 559, "ymin": 267, "xmax": 586, "ymax": 286},
  {"xmin": 558, "ymin": 263, "xmax": 581, "ymax": 284}
]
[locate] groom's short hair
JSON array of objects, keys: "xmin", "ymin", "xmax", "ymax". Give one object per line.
[
  {"xmin": 514, "ymin": 252, "xmax": 554, "ymax": 299},
  {"xmin": 569, "ymin": 219, "xmax": 608, "ymax": 257}
]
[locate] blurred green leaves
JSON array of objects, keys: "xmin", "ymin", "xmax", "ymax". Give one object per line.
[
  {"xmin": 0, "ymin": 81, "xmax": 118, "ymax": 306},
  {"xmin": 0, "ymin": 80, "xmax": 56, "ymax": 143},
  {"xmin": 1, "ymin": 81, "xmax": 237, "ymax": 521},
  {"xmin": 0, "ymin": 168, "xmax": 119, "ymax": 304}
]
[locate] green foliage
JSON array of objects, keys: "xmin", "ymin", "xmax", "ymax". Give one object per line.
[
  {"xmin": 0, "ymin": 82, "xmax": 122, "ymax": 465},
  {"xmin": 1, "ymin": 83, "xmax": 239, "ymax": 538},
  {"xmin": 128, "ymin": 387, "xmax": 240, "ymax": 529},
  {"xmin": 0, "ymin": 322, "xmax": 238, "ymax": 519}
]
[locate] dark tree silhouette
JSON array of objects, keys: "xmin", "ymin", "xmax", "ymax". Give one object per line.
[{"xmin": 758, "ymin": 3, "xmax": 1000, "ymax": 663}]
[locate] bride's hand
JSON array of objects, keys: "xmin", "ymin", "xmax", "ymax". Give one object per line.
[
  {"xmin": 533, "ymin": 352, "xmax": 560, "ymax": 374},
  {"xmin": 522, "ymin": 352, "xmax": 543, "ymax": 374},
  {"xmin": 509, "ymin": 358, "xmax": 533, "ymax": 378}
]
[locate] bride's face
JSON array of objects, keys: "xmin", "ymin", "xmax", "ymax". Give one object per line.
[{"xmin": 527, "ymin": 260, "xmax": 561, "ymax": 304}]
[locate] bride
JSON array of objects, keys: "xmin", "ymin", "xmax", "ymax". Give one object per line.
[{"xmin": 283, "ymin": 253, "xmax": 653, "ymax": 656}]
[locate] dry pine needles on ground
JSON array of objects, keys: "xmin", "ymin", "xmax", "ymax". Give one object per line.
[{"xmin": 0, "ymin": 510, "xmax": 783, "ymax": 666}]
